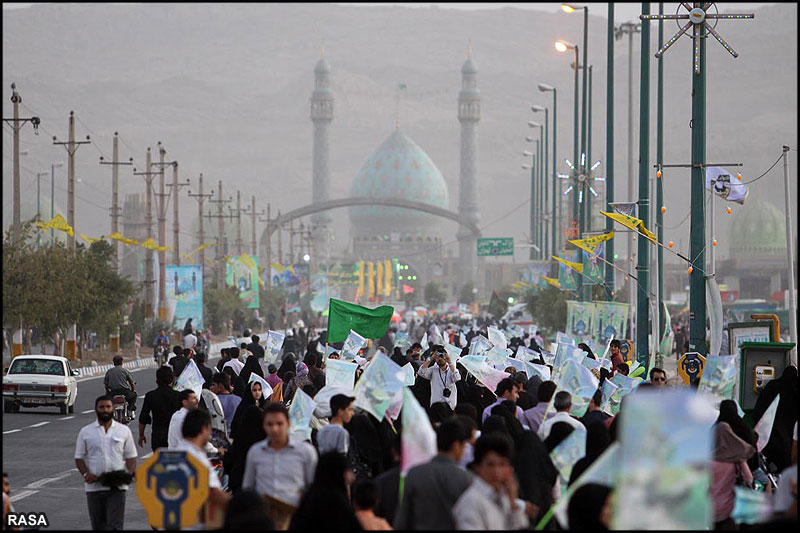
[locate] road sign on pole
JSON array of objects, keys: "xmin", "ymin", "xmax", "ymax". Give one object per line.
[
  {"xmin": 137, "ymin": 450, "xmax": 209, "ymax": 530},
  {"xmin": 477, "ymin": 238, "xmax": 514, "ymax": 256}
]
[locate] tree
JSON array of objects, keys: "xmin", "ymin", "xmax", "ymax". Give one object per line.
[
  {"xmin": 204, "ymin": 284, "xmax": 248, "ymax": 336},
  {"xmin": 524, "ymin": 285, "xmax": 569, "ymax": 333},
  {"xmin": 259, "ymin": 284, "xmax": 287, "ymax": 330},
  {"xmin": 424, "ymin": 281, "xmax": 446, "ymax": 308},
  {"xmin": 458, "ymin": 281, "xmax": 476, "ymax": 305}
]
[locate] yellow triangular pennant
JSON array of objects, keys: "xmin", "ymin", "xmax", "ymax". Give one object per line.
[
  {"xmin": 600, "ymin": 211, "xmax": 643, "ymax": 233},
  {"xmin": 80, "ymin": 233, "xmax": 100, "ymax": 244},
  {"xmin": 638, "ymin": 223, "xmax": 657, "ymax": 245},
  {"xmin": 569, "ymin": 231, "xmax": 615, "ymax": 254},
  {"xmin": 108, "ymin": 232, "xmax": 140, "ymax": 245},
  {"xmin": 139, "ymin": 238, "xmax": 161, "ymax": 251},
  {"xmin": 552, "ymin": 255, "xmax": 584, "ymax": 273}
]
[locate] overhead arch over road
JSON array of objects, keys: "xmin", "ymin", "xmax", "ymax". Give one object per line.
[{"xmin": 261, "ymin": 197, "xmax": 481, "ymax": 238}]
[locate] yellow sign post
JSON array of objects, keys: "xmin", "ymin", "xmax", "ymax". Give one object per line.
[
  {"xmin": 677, "ymin": 352, "xmax": 707, "ymax": 386},
  {"xmin": 136, "ymin": 450, "xmax": 209, "ymax": 530}
]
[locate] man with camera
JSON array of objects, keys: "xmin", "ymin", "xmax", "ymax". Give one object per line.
[{"xmin": 417, "ymin": 345, "xmax": 461, "ymax": 412}]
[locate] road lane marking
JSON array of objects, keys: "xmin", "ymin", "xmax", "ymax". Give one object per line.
[
  {"xmin": 27, "ymin": 421, "xmax": 50, "ymax": 428},
  {"xmin": 26, "ymin": 470, "xmax": 76, "ymax": 489},
  {"xmin": 81, "ymin": 409, "xmax": 95, "ymax": 414},
  {"xmin": 59, "ymin": 415, "xmax": 75, "ymax": 420},
  {"xmin": 9, "ymin": 490, "xmax": 38, "ymax": 502},
  {"xmin": 3, "ymin": 429, "xmax": 21, "ymax": 434}
]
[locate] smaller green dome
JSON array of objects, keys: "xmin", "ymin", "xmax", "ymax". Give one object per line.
[{"xmin": 728, "ymin": 199, "xmax": 786, "ymax": 256}]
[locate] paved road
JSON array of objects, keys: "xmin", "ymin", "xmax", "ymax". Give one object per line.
[
  {"xmin": 2, "ymin": 362, "xmax": 161, "ymax": 530},
  {"xmin": 2, "ymin": 333, "xmax": 262, "ymax": 530}
]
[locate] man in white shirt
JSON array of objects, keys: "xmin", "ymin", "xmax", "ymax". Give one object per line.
[
  {"xmin": 242, "ymin": 402, "xmax": 317, "ymax": 525},
  {"xmin": 74, "ymin": 395, "xmax": 138, "ymax": 531},
  {"xmin": 537, "ymin": 391, "xmax": 586, "ymax": 441},
  {"xmin": 221, "ymin": 347, "xmax": 244, "ymax": 375},
  {"xmin": 183, "ymin": 329, "xmax": 198, "ymax": 351},
  {"xmin": 170, "ymin": 409, "xmax": 231, "ymax": 529},
  {"xmin": 168, "ymin": 389, "xmax": 199, "ymax": 449},
  {"xmin": 417, "ymin": 345, "xmax": 461, "ymax": 411},
  {"xmin": 481, "ymin": 378, "xmax": 524, "ymax": 423},
  {"xmin": 453, "ymin": 433, "xmax": 537, "ymax": 530}
]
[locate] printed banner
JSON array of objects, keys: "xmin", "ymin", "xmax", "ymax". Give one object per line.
[
  {"xmin": 173, "ymin": 360, "xmax": 205, "ymax": 399},
  {"xmin": 341, "ymin": 329, "xmax": 367, "ymax": 360},
  {"xmin": 566, "ymin": 301, "xmax": 595, "ymax": 344},
  {"xmin": 549, "ymin": 425, "xmax": 587, "ymax": 486},
  {"xmin": 487, "ymin": 327, "xmax": 507, "ymax": 349},
  {"xmin": 401, "ymin": 387, "xmax": 437, "ymax": 474},
  {"xmin": 469, "ymin": 335, "xmax": 494, "ymax": 356},
  {"xmin": 165, "ymin": 265, "xmax": 204, "ymax": 330},
  {"xmin": 325, "ymin": 358, "xmax": 358, "ymax": 391},
  {"xmin": 458, "ymin": 355, "xmax": 510, "ymax": 396},
  {"xmin": 353, "ymin": 353, "xmax": 405, "ymax": 421},
  {"xmin": 593, "ymin": 301, "xmax": 630, "ymax": 345},
  {"xmin": 614, "ymin": 390, "xmax": 718, "ymax": 530},
  {"xmin": 582, "ymin": 241, "xmax": 605, "ymax": 285},
  {"xmin": 553, "ymin": 360, "xmax": 599, "ymax": 418},
  {"xmin": 556, "ymin": 250, "xmax": 580, "ymax": 290},
  {"xmin": 226, "ymin": 254, "xmax": 259, "ymax": 309},
  {"xmin": 289, "ymin": 389, "xmax": 316, "ymax": 442},
  {"xmin": 698, "ymin": 355, "xmax": 738, "ymax": 404},
  {"xmin": 265, "ymin": 330, "xmax": 285, "ymax": 364}
]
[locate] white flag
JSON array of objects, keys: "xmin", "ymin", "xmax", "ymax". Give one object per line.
[
  {"xmin": 247, "ymin": 372, "xmax": 273, "ymax": 398},
  {"xmin": 754, "ymin": 394, "xmax": 780, "ymax": 451},
  {"xmin": 706, "ymin": 166, "xmax": 749, "ymax": 205},
  {"xmin": 173, "ymin": 360, "xmax": 205, "ymax": 400}
]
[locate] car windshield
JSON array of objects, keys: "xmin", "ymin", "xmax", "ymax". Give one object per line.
[{"xmin": 8, "ymin": 359, "xmax": 65, "ymax": 376}]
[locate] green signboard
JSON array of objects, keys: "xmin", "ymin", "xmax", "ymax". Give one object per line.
[{"xmin": 477, "ymin": 238, "xmax": 514, "ymax": 256}]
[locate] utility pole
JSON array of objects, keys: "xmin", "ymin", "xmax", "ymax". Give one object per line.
[
  {"xmin": 187, "ymin": 174, "xmax": 214, "ymax": 270},
  {"xmin": 230, "ymin": 189, "xmax": 245, "ymax": 256},
  {"xmin": 605, "ymin": 4, "xmax": 615, "ymax": 298},
  {"xmin": 655, "ymin": 2, "xmax": 665, "ymax": 353},
  {"xmin": 4, "ymin": 83, "xmax": 41, "ymax": 244},
  {"xmin": 258, "ymin": 204, "xmax": 273, "ymax": 287},
  {"xmin": 152, "ymin": 143, "xmax": 173, "ymax": 321},
  {"xmin": 782, "ymin": 146, "xmax": 797, "ymax": 365},
  {"xmin": 243, "ymin": 195, "xmax": 265, "ymax": 258},
  {"xmin": 99, "ymin": 132, "xmax": 133, "ymax": 273},
  {"xmin": 165, "ymin": 163, "xmax": 189, "ymax": 265},
  {"xmin": 289, "ymin": 219, "xmax": 295, "ymax": 265},
  {"xmin": 52, "ymin": 111, "xmax": 90, "ymax": 251},
  {"xmin": 636, "ymin": 3, "xmax": 651, "ymax": 372},
  {"xmin": 36, "ymin": 171, "xmax": 48, "ymax": 248},
  {"xmin": 133, "ymin": 148, "xmax": 159, "ymax": 319},
  {"xmin": 205, "ymin": 181, "xmax": 233, "ymax": 288}
]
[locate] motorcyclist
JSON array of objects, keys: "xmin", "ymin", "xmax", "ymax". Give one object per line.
[
  {"xmin": 104, "ymin": 355, "xmax": 138, "ymax": 417},
  {"xmin": 153, "ymin": 329, "xmax": 170, "ymax": 362}
]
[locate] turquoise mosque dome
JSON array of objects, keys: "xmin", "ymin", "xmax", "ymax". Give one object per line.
[{"xmin": 349, "ymin": 129, "xmax": 449, "ymax": 237}]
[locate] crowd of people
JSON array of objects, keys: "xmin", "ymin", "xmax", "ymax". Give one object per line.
[{"xmin": 57, "ymin": 315, "xmax": 799, "ymax": 530}]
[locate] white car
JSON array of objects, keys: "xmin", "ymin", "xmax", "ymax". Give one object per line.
[{"xmin": 3, "ymin": 355, "xmax": 79, "ymax": 414}]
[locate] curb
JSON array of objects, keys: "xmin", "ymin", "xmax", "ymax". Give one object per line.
[{"xmin": 74, "ymin": 332, "xmax": 270, "ymax": 378}]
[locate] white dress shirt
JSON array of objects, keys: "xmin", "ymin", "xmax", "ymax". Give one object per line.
[
  {"xmin": 537, "ymin": 411, "xmax": 586, "ymax": 441},
  {"xmin": 417, "ymin": 363, "xmax": 461, "ymax": 410},
  {"xmin": 183, "ymin": 333, "xmax": 198, "ymax": 350},
  {"xmin": 168, "ymin": 407, "xmax": 190, "ymax": 449},
  {"xmin": 222, "ymin": 358, "xmax": 244, "ymax": 376},
  {"xmin": 241, "ymin": 437, "xmax": 318, "ymax": 507},
  {"xmin": 74, "ymin": 419, "xmax": 138, "ymax": 492},
  {"xmin": 453, "ymin": 476, "xmax": 528, "ymax": 530}
]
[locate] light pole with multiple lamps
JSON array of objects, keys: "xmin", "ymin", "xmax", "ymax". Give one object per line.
[{"xmin": 537, "ymin": 83, "xmax": 558, "ymax": 258}]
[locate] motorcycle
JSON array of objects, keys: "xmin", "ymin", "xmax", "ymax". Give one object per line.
[
  {"xmin": 154, "ymin": 344, "xmax": 169, "ymax": 367},
  {"xmin": 207, "ymin": 451, "xmax": 229, "ymax": 492},
  {"xmin": 111, "ymin": 394, "xmax": 134, "ymax": 425}
]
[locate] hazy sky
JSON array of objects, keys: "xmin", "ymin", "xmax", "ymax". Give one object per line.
[{"xmin": 3, "ymin": 2, "xmax": 775, "ymax": 22}]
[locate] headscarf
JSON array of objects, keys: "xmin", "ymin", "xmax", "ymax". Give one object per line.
[
  {"xmin": 752, "ymin": 365, "xmax": 798, "ymax": 471},
  {"xmin": 714, "ymin": 422, "xmax": 755, "ymax": 463},
  {"xmin": 526, "ymin": 375, "xmax": 543, "ymax": 406},
  {"xmin": 229, "ymin": 380, "xmax": 268, "ymax": 437},
  {"xmin": 239, "ymin": 355, "xmax": 264, "ymax": 385},
  {"xmin": 544, "ymin": 421, "xmax": 575, "ymax": 453},
  {"xmin": 289, "ymin": 452, "xmax": 361, "ymax": 531},
  {"xmin": 569, "ymin": 422, "xmax": 612, "ymax": 486},
  {"xmin": 223, "ymin": 406, "xmax": 267, "ymax": 493},
  {"xmin": 346, "ymin": 413, "xmax": 382, "ymax": 479},
  {"xmin": 482, "ymin": 415, "xmax": 510, "ymax": 437},
  {"xmin": 567, "ymin": 483, "xmax": 611, "ymax": 530},
  {"xmin": 277, "ymin": 352, "xmax": 297, "ymax": 380},
  {"xmin": 716, "ymin": 400, "xmax": 757, "ymax": 450},
  {"xmin": 295, "ymin": 362, "xmax": 309, "ymax": 378}
]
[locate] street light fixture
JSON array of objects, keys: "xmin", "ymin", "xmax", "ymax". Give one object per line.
[
  {"xmin": 554, "ymin": 40, "xmax": 575, "ymax": 53},
  {"xmin": 527, "ymin": 120, "xmax": 541, "ymax": 128},
  {"xmin": 561, "ymin": 3, "xmax": 582, "ymax": 14},
  {"xmin": 538, "ymin": 83, "xmax": 554, "ymax": 93}
]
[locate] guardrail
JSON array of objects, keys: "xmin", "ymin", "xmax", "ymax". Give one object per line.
[{"xmin": 74, "ymin": 332, "xmax": 270, "ymax": 378}]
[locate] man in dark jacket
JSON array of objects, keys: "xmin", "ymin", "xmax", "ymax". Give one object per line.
[
  {"xmin": 138, "ymin": 366, "xmax": 181, "ymax": 451},
  {"xmin": 194, "ymin": 351, "xmax": 214, "ymax": 389},
  {"xmin": 247, "ymin": 335, "xmax": 265, "ymax": 359}
]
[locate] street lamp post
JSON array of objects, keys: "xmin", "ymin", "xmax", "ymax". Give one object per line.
[
  {"xmin": 36, "ymin": 170, "xmax": 48, "ymax": 248},
  {"xmin": 605, "ymin": 3, "xmax": 616, "ymax": 298},
  {"xmin": 538, "ymin": 84, "xmax": 558, "ymax": 258},
  {"xmin": 527, "ymin": 120, "xmax": 544, "ymax": 260},
  {"xmin": 531, "ymin": 104, "xmax": 549, "ymax": 259},
  {"xmin": 523, "ymin": 137, "xmax": 539, "ymax": 260}
]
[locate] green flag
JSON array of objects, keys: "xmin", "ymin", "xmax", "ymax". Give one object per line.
[{"xmin": 327, "ymin": 298, "xmax": 394, "ymax": 343}]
